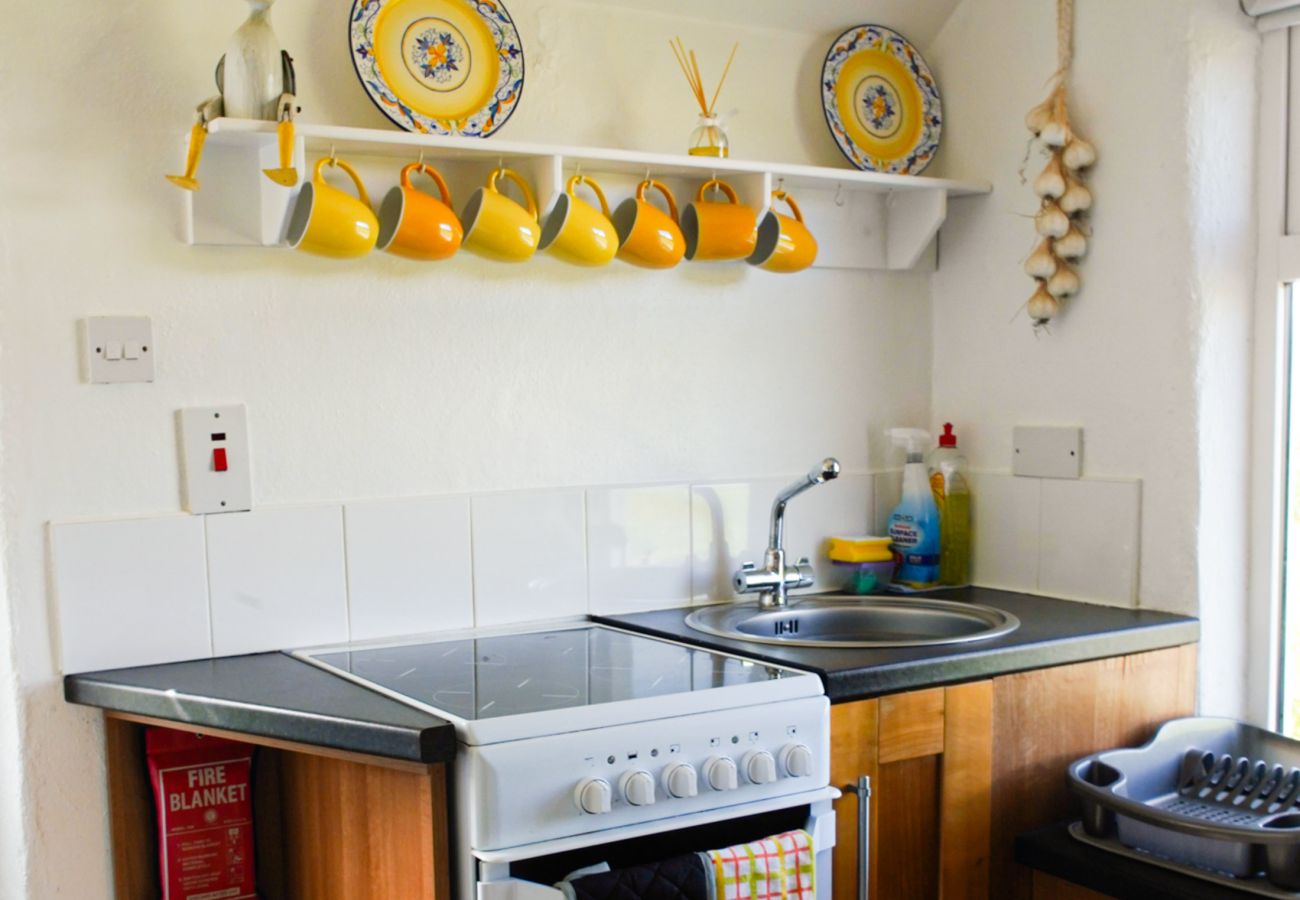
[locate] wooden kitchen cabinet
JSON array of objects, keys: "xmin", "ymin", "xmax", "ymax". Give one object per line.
[
  {"xmin": 830, "ymin": 644, "xmax": 1197, "ymax": 900},
  {"xmin": 103, "ymin": 712, "xmax": 452, "ymax": 900}
]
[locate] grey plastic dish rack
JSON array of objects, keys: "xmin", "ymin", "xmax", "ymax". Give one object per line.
[{"xmin": 1067, "ymin": 717, "xmax": 1300, "ymax": 890}]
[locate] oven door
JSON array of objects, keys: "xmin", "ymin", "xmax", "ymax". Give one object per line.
[{"xmin": 472, "ymin": 787, "xmax": 838, "ymax": 900}]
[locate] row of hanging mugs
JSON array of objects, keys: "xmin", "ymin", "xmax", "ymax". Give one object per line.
[{"xmin": 284, "ymin": 153, "xmax": 818, "ymax": 273}]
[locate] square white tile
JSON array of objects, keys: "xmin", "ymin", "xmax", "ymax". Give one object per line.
[
  {"xmin": 1038, "ymin": 478, "xmax": 1142, "ymax": 606},
  {"xmin": 872, "ymin": 470, "xmax": 903, "ymax": 534},
  {"xmin": 206, "ymin": 506, "xmax": 348, "ymax": 656},
  {"xmin": 690, "ymin": 474, "xmax": 873, "ymax": 603},
  {"xmin": 52, "ymin": 516, "xmax": 211, "ymax": 673},
  {"xmin": 471, "ymin": 490, "xmax": 587, "ymax": 627},
  {"xmin": 970, "ymin": 472, "xmax": 1042, "ymax": 593},
  {"xmin": 344, "ymin": 496, "xmax": 473, "ymax": 641},
  {"xmin": 587, "ymin": 484, "xmax": 692, "ymax": 615}
]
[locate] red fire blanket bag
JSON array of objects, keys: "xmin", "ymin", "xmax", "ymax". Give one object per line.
[{"xmin": 146, "ymin": 727, "xmax": 257, "ymax": 900}]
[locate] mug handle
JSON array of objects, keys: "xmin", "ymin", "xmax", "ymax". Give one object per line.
[
  {"xmin": 402, "ymin": 162, "xmax": 453, "ymax": 207},
  {"xmin": 636, "ymin": 179, "xmax": 679, "ymax": 223},
  {"xmin": 315, "ymin": 157, "xmax": 372, "ymax": 208},
  {"xmin": 488, "ymin": 167, "xmax": 538, "ymax": 221},
  {"xmin": 696, "ymin": 178, "xmax": 739, "ymax": 204},
  {"xmin": 772, "ymin": 189, "xmax": 804, "ymax": 223},
  {"xmin": 567, "ymin": 174, "xmax": 610, "ymax": 218}
]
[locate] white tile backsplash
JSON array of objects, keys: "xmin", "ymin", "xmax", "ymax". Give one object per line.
[
  {"xmin": 344, "ymin": 496, "xmax": 473, "ymax": 641},
  {"xmin": 471, "ymin": 490, "xmax": 588, "ymax": 627},
  {"xmin": 587, "ymin": 484, "xmax": 692, "ymax": 614},
  {"xmin": 53, "ymin": 516, "xmax": 211, "ymax": 673},
  {"xmin": 206, "ymin": 506, "xmax": 348, "ymax": 655},
  {"xmin": 1038, "ymin": 478, "xmax": 1141, "ymax": 606},
  {"xmin": 970, "ymin": 472, "xmax": 1041, "ymax": 593}
]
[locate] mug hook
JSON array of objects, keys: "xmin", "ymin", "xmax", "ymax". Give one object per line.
[
  {"xmin": 834, "ymin": 183, "xmax": 846, "ymax": 207},
  {"xmin": 776, "ymin": 177, "xmax": 785, "ymax": 195},
  {"xmin": 327, "ymin": 144, "xmax": 338, "ymax": 166},
  {"xmin": 644, "ymin": 168, "xmax": 651, "ymax": 182},
  {"xmin": 417, "ymin": 149, "xmax": 426, "ymax": 167}
]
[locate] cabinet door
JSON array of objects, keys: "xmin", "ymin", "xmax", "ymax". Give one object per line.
[{"xmin": 830, "ymin": 681, "xmax": 993, "ymax": 900}]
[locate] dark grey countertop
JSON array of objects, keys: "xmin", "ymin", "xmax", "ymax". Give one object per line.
[
  {"xmin": 64, "ymin": 652, "xmax": 456, "ymax": 764},
  {"xmin": 595, "ymin": 587, "xmax": 1200, "ymax": 702}
]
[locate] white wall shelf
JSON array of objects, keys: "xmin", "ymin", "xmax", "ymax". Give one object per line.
[{"xmin": 182, "ymin": 118, "xmax": 992, "ymax": 271}]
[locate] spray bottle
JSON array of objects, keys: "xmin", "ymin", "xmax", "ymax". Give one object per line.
[{"xmin": 887, "ymin": 428, "xmax": 942, "ymax": 590}]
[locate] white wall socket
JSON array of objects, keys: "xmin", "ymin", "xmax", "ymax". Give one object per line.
[
  {"xmin": 1013, "ymin": 426, "xmax": 1083, "ymax": 479},
  {"xmin": 83, "ymin": 317, "xmax": 154, "ymax": 383},
  {"xmin": 178, "ymin": 405, "xmax": 252, "ymax": 514}
]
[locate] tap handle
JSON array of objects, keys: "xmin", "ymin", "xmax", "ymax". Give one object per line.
[
  {"xmin": 810, "ymin": 458, "xmax": 841, "ymax": 484},
  {"xmin": 792, "ymin": 559, "xmax": 816, "ymax": 590}
]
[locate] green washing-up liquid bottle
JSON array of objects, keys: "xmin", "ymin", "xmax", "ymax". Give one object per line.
[{"xmin": 929, "ymin": 423, "xmax": 972, "ymax": 587}]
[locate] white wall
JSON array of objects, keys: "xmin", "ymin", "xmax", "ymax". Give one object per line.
[
  {"xmin": 928, "ymin": 0, "xmax": 1257, "ymax": 712},
  {"xmin": 0, "ymin": 2, "xmax": 932, "ymax": 896}
]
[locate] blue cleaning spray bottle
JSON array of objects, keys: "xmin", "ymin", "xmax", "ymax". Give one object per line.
[{"xmin": 887, "ymin": 428, "xmax": 942, "ymax": 591}]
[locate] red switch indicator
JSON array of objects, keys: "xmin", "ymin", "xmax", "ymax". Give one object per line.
[{"xmin": 213, "ymin": 448, "xmax": 228, "ymax": 472}]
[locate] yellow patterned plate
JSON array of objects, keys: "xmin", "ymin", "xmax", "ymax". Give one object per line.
[
  {"xmin": 351, "ymin": 0, "xmax": 524, "ymax": 137},
  {"xmin": 821, "ymin": 25, "xmax": 942, "ymax": 174}
]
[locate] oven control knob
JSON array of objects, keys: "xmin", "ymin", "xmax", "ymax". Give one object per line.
[
  {"xmin": 574, "ymin": 777, "xmax": 612, "ymax": 815},
  {"xmin": 662, "ymin": 763, "xmax": 699, "ymax": 799},
  {"xmin": 743, "ymin": 750, "xmax": 778, "ymax": 785},
  {"xmin": 780, "ymin": 743, "xmax": 815, "ymax": 778},
  {"xmin": 705, "ymin": 756, "xmax": 739, "ymax": 791},
  {"xmin": 620, "ymin": 769, "xmax": 656, "ymax": 806}
]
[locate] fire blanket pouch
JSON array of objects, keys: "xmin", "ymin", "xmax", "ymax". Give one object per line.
[{"xmin": 146, "ymin": 727, "xmax": 257, "ymax": 900}]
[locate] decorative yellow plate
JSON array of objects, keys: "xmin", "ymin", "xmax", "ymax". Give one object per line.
[
  {"xmin": 821, "ymin": 25, "xmax": 942, "ymax": 174},
  {"xmin": 351, "ymin": 0, "xmax": 524, "ymax": 137}
]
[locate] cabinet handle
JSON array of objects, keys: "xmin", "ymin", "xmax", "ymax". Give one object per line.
[{"xmin": 849, "ymin": 775, "xmax": 871, "ymax": 900}]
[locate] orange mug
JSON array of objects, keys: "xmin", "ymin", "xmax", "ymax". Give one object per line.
[
  {"xmin": 748, "ymin": 190, "xmax": 818, "ymax": 273},
  {"xmin": 681, "ymin": 178, "xmax": 757, "ymax": 262},
  {"xmin": 612, "ymin": 179, "xmax": 685, "ymax": 269},
  {"xmin": 376, "ymin": 162, "xmax": 463, "ymax": 261}
]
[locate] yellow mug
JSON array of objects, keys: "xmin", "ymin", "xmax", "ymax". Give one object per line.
[
  {"xmin": 376, "ymin": 162, "xmax": 463, "ymax": 261},
  {"xmin": 286, "ymin": 157, "xmax": 379, "ymax": 259},
  {"xmin": 681, "ymin": 178, "xmax": 757, "ymax": 262},
  {"xmin": 611, "ymin": 179, "xmax": 684, "ymax": 269},
  {"xmin": 460, "ymin": 167, "xmax": 540, "ymax": 262},
  {"xmin": 538, "ymin": 175, "xmax": 619, "ymax": 267},
  {"xmin": 748, "ymin": 190, "xmax": 818, "ymax": 273}
]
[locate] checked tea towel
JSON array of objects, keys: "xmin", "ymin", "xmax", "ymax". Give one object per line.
[{"xmin": 701, "ymin": 829, "xmax": 816, "ymax": 900}]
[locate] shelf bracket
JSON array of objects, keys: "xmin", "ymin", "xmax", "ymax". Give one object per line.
[{"xmin": 884, "ymin": 189, "xmax": 946, "ymax": 270}]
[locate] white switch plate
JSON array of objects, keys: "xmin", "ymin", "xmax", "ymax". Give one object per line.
[
  {"xmin": 1013, "ymin": 426, "xmax": 1082, "ymax": 479},
  {"xmin": 83, "ymin": 317, "xmax": 154, "ymax": 383},
  {"xmin": 178, "ymin": 405, "xmax": 252, "ymax": 514}
]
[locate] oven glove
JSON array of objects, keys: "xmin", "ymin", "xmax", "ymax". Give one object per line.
[
  {"xmin": 701, "ymin": 828, "xmax": 816, "ymax": 900},
  {"xmin": 555, "ymin": 852, "xmax": 708, "ymax": 900}
]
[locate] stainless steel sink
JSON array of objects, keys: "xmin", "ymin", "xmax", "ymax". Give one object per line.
[{"xmin": 683, "ymin": 596, "xmax": 1020, "ymax": 649}]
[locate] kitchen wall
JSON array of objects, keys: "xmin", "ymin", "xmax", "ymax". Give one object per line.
[
  {"xmin": 0, "ymin": 2, "xmax": 933, "ymax": 896},
  {"xmin": 927, "ymin": 0, "xmax": 1258, "ymax": 713}
]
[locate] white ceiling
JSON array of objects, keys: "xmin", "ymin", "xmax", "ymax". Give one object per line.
[{"xmin": 591, "ymin": 0, "xmax": 964, "ymax": 47}]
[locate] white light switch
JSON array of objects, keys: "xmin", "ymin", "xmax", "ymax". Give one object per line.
[
  {"xmin": 1013, "ymin": 426, "xmax": 1083, "ymax": 479},
  {"xmin": 84, "ymin": 317, "xmax": 154, "ymax": 383},
  {"xmin": 178, "ymin": 405, "xmax": 252, "ymax": 514}
]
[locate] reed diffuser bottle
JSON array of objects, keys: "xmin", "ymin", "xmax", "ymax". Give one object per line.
[{"xmin": 670, "ymin": 38, "xmax": 738, "ymax": 158}]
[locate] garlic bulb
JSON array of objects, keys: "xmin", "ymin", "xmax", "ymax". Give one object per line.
[
  {"xmin": 1053, "ymin": 223, "xmax": 1088, "ymax": 259},
  {"xmin": 1040, "ymin": 120, "xmax": 1072, "ymax": 148},
  {"xmin": 1024, "ymin": 239, "xmax": 1059, "ymax": 279},
  {"xmin": 1047, "ymin": 262, "xmax": 1080, "ymax": 298},
  {"xmin": 1034, "ymin": 153, "xmax": 1066, "ymax": 199},
  {"xmin": 1059, "ymin": 177, "xmax": 1093, "ymax": 214},
  {"xmin": 1025, "ymin": 95, "xmax": 1055, "ymax": 135},
  {"xmin": 1063, "ymin": 137, "xmax": 1097, "ymax": 170},
  {"xmin": 1035, "ymin": 201, "xmax": 1070, "ymax": 238},
  {"xmin": 1028, "ymin": 283, "xmax": 1060, "ymax": 325}
]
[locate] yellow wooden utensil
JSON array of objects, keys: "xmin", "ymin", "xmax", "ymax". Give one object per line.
[
  {"xmin": 262, "ymin": 119, "xmax": 299, "ymax": 187},
  {"xmin": 165, "ymin": 123, "xmax": 207, "ymax": 192}
]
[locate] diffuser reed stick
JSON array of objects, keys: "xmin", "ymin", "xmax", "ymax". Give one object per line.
[{"xmin": 670, "ymin": 37, "xmax": 739, "ymax": 157}]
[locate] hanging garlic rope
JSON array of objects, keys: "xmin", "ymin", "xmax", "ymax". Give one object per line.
[{"xmin": 1022, "ymin": 0, "xmax": 1096, "ymax": 330}]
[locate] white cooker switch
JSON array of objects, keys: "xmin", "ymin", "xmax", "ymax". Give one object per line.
[
  {"xmin": 780, "ymin": 743, "xmax": 814, "ymax": 778},
  {"xmin": 743, "ymin": 750, "xmax": 777, "ymax": 785},
  {"xmin": 620, "ymin": 770, "xmax": 656, "ymax": 806},
  {"xmin": 574, "ymin": 778, "xmax": 612, "ymax": 815},
  {"xmin": 705, "ymin": 756, "xmax": 738, "ymax": 791},
  {"xmin": 662, "ymin": 763, "xmax": 698, "ymax": 799}
]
